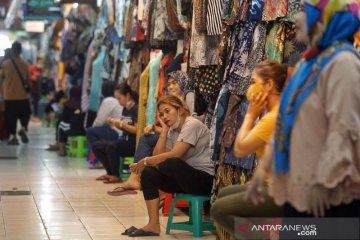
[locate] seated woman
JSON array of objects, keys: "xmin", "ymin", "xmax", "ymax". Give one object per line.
[
  {"xmin": 126, "ymin": 95, "xmax": 214, "ymax": 237},
  {"xmin": 56, "ymin": 86, "xmax": 86, "ymax": 156},
  {"xmin": 108, "ymin": 71, "xmax": 197, "ymax": 195},
  {"xmin": 86, "ymin": 81, "xmax": 123, "ymax": 145},
  {"xmin": 92, "ymin": 83, "xmax": 138, "ymax": 183},
  {"xmin": 211, "ymin": 60, "xmax": 288, "ymax": 236}
]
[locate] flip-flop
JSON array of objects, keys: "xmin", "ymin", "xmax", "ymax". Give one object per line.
[
  {"xmin": 128, "ymin": 229, "xmax": 160, "ymax": 237},
  {"xmin": 121, "ymin": 226, "xmax": 138, "ymax": 235},
  {"xmin": 107, "ymin": 186, "xmax": 138, "ymax": 196}
]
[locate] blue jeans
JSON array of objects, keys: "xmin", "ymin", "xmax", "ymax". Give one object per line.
[
  {"xmin": 87, "ymin": 125, "xmax": 119, "ymax": 145},
  {"xmin": 134, "ymin": 133, "xmax": 159, "ymax": 162}
]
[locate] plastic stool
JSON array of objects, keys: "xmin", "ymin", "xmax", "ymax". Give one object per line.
[
  {"xmin": 119, "ymin": 156, "xmax": 134, "ymax": 180},
  {"xmin": 163, "ymin": 193, "xmax": 189, "ymax": 216},
  {"xmin": 68, "ymin": 136, "xmax": 88, "ymax": 158},
  {"xmin": 166, "ymin": 194, "xmax": 214, "ymax": 237}
]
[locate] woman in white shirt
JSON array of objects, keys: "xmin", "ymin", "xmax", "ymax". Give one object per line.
[{"xmin": 86, "ymin": 81, "xmax": 123, "ymax": 145}]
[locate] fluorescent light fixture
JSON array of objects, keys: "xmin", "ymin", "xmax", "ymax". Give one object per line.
[{"xmin": 72, "ymin": 2, "xmax": 78, "ymax": 8}]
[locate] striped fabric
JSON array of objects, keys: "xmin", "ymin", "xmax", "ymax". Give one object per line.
[{"xmin": 207, "ymin": 0, "xmax": 222, "ymax": 35}]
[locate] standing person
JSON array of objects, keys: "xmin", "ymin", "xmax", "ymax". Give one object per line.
[
  {"xmin": 28, "ymin": 57, "xmax": 44, "ymax": 121},
  {"xmin": 0, "ymin": 42, "xmax": 31, "ymax": 145}
]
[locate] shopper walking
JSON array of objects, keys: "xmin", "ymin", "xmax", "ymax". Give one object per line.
[{"xmin": 0, "ymin": 42, "xmax": 31, "ymax": 144}]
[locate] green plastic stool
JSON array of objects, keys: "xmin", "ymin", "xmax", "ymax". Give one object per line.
[
  {"xmin": 50, "ymin": 118, "xmax": 57, "ymax": 128},
  {"xmin": 166, "ymin": 194, "xmax": 214, "ymax": 237},
  {"xmin": 119, "ymin": 156, "xmax": 134, "ymax": 180},
  {"xmin": 68, "ymin": 136, "xmax": 88, "ymax": 158}
]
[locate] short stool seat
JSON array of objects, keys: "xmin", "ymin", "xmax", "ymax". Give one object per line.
[
  {"xmin": 166, "ymin": 194, "xmax": 215, "ymax": 237},
  {"xmin": 68, "ymin": 136, "xmax": 88, "ymax": 158}
]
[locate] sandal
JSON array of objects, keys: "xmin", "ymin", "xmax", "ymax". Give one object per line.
[
  {"xmin": 128, "ymin": 229, "xmax": 160, "ymax": 237},
  {"xmin": 121, "ymin": 226, "xmax": 138, "ymax": 235},
  {"xmin": 107, "ymin": 186, "xmax": 138, "ymax": 196},
  {"xmin": 8, "ymin": 138, "xmax": 19, "ymax": 145}
]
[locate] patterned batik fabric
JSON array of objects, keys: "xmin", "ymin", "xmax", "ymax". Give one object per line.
[
  {"xmin": 265, "ymin": 22, "xmax": 286, "ymax": 63},
  {"xmin": 218, "ymin": 24, "xmax": 233, "ymax": 81},
  {"xmin": 221, "ymin": 0, "xmax": 234, "ymax": 20},
  {"xmin": 207, "ymin": 0, "xmax": 222, "ymax": 35},
  {"xmin": 244, "ymin": 22, "xmax": 267, "ymax": 79},
  {"xmin": 239, "ymin": 0, "xmax": 251, "ymax": 21},
  {"xmin": 194, "ymin": 0, "xmax": 208, "ymax": 34},
  {"xmin": 191, "ymin": 65, "xmax": 222, "ymax": 98},
  {"xmin": 281, "ymin": 0, "xmax": 302, "ymax": 23},
  {"xmin": 262, "ymin": 0, "xmax": 288, "ymax": 21},
  {"xmin": 165, "ymin": 0, "xmax": 184, "ymax": 34},
  {"xmin": 224, "ymin": 20, "xmax": 256, "ymax": 95},
  {"xmin": 210, "ymin": 87, "xmax": 230, "ymax": 162},
  {"xmin": 223, "ymin": 96, "xmax": 257, "ymax": 169},
  {"xmin": 189, "ymin": 5, "xmax": 220, "ymax": 68},
  {"xmin": 248, "ymin": 0, "xmax": 265, "ymax": 21},
  {"xmin": 153, "ymin": 0, "xmax": 179, "ymax": 41},
  {"xmin": 283, "ymin": 23, "xmax": 307, "ymax": 66}
]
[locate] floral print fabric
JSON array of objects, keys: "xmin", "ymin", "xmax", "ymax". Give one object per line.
[
  {"xmin": 265, "ymin": 22, "xmax": 286, "ymax": 63},
  {"xmin": 262, "ymin": 0, "xmax": 288, "ymax": 21}
]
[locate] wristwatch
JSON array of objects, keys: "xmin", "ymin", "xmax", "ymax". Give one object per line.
[
  {"xmin": 119, "ymin": 120, "xmax": 124, "ymax": 128},
  {"xmin": 144, "ymin": 157, "xmax": 148, "ymax": 166}
]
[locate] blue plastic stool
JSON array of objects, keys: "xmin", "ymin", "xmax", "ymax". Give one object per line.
[{"xmin": 166, "ymin": 194, "xmax": 215, "ymax": 237}]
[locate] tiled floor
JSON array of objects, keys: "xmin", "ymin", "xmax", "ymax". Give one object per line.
[{"xmin": 0, "ymin": 123, "xmax": 216, "ymax": 240}]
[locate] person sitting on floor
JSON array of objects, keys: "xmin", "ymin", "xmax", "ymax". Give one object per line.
[
  {"xmin": 86, "ymin": 81, "xmax": 123, "ymax": 145},
  {"xmin": 107, "ymin": 71, "xmax": 197, "ymax": 195},
  {"xmin": 92, "ymin": 82, "xmax": 138, "ymax": 184},
  {"xmin": 211, "ymin": 60, "xmax": 289, "ymax": 237},
  {"xmin": 125, "ymin": 95, "xmax": 214, "ymax": 237}
]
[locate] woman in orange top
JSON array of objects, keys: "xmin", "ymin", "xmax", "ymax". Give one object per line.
[{"xmin": 211, "ymin": 60, "xmax": 288, "ymax": 236}]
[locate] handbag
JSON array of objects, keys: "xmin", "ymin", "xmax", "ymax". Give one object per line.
[{"xmin": 10, "ymin": 58, "xmax": 30, "ymax": 93}]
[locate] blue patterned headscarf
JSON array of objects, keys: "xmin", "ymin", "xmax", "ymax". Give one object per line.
[
  {"xmin": 167, "ymin": 71, "xmax": 194, "ymax": 94},
  {"xmin": 274, "ymin": 0, "xmax": 360, "ymax": 174}
]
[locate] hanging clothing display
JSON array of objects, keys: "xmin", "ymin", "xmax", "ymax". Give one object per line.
[
  {"xmin": 136, "ymin": 64, "xmax": 150, "ymax": 144},
  {"xmin": 88, "ymin": 46, "xmax": 106, "ymax": 112},
  {"xmin": 189, "ymin": 3, "xmax": 220, "ymax": 68},
  {"xmin": 146, "ymin": 52, "xmax": 163, "ymax": 126}
]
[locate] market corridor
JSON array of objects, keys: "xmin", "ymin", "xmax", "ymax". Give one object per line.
[{"xmin": 0, "ymin": 123, "xmax": 215, "ymax": 240}]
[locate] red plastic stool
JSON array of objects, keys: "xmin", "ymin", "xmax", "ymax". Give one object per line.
[{"xmin": 163, "ymin": 193, "xmax": 189, "ymax": 216}]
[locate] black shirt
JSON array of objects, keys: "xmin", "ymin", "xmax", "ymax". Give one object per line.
[{"xmin": 121, "ymin": 103, "xmax": 138, "ymax": 145}]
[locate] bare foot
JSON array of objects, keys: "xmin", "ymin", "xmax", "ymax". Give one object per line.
[
  {"xmin": 103, "ymin": 175, "xmax": 121, "ymax": 184},
  {"xmin": 141, "ymin": 223, "xmax": 161, "ymax": 234},
  {"xmin": 119, "ymin": 180, "xmax": 141, "ymax": 191},
  {"xmin": 96, "ymin": 174, "xmax": 110, "ymax": 181}
]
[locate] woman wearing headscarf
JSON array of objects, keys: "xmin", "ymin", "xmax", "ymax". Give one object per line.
[
  {"xmin": 107, "ymin": 71, "xmax": 195, "ymax": 195},
  {"xmin": 246, "ymin": 0, "xmax": 360, "ymax": 218}
]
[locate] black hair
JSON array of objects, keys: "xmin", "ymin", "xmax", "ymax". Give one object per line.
[
  {"xmin": 115, "ymin": 82, "xmax": 138, "ymax": 103},
  {"xmin": 11, "ymin": 41, "xmax": 22, "ymax": 56},
  {"xmin": 101, "ymin": 81, "xmax": 117, "ymax": 98}
]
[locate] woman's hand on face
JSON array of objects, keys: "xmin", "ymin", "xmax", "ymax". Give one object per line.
[
  {"xmin": 130, "ymin": 160, "xmax": 145, "ymax": 174},
  {"xmin": 247, "ymin": 92, "xmax": 268, "ymax": 119},
  {"xmin": 158, "ymin": 116, "xmax": 169, "ymax": 132}
]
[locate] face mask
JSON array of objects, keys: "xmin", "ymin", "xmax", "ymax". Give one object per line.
[
  {"xmin": 36, "ymin": 64, "xmax": 43, "ymax": 69},
  {"xmin": 246, "ymin": 83, "xmax": 264, "ymax": 103},
  {"xmin": 169, "ymin": 112, "xmax": 181, "ymax": 131},
  {"xmin": 125, "ymin": 100, "xmax": 132, "ymax": 110}
]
